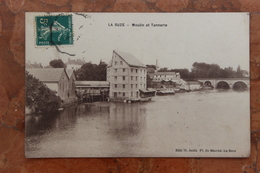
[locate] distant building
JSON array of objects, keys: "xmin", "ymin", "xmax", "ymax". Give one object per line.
[
  {"xmin": 107, "ymin": 50, "xmax": 147, "ymax": 101},
  {"xmin": 182, "ymin": 81, "xmax": 202, "ymax": 91},
  {"xmin": 66, "ymin": 59, "xmax": 86, "ymax": 70},
  {"xmin": 66, "ymin": 69, "xmax": 77, "ymax": 100},
  {"xmin": 27, "ymin": 68, "xmax": 71, "ymax": 102},
  {"xmin": 153, "ymin": 71, "xmax": 181, "ymax": 82},
  {"xmin": 150, "ymin": 71, "xmax": 181, "ymax": 89},
  {"xmin": 147, "ymin": 60, "xmax": 182, "ymax": 89}
]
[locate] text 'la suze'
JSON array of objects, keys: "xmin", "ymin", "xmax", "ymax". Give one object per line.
[{"xmin": 108, "ymin": 23, "xmax": 125, "ymax": 27}]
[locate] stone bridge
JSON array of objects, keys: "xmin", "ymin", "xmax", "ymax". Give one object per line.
[{"xmin": 196, "ymin": 78, "xmax": 250, "ymax": 90}]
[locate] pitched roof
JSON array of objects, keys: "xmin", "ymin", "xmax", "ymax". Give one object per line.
[
  {"xmin": 114, "ymin": 50, "xmax": 146, "ymax": 68},
  {"xmin": 27, "ymin": 68, "xmax": 67, "ymax": 82},
  {"xmin": 155, "ymin": 72, "xmax": 176, "ymax": 75},
  {"xmin": 66, "ymin": 69, "xmax": 75, "ymax": 78}
]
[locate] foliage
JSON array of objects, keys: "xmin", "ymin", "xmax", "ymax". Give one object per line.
[
  {"xmin": 146, "ymin": 74, "xmax": 153, "ymax": 88},
  {"xmin": 146, "ymin": 64, "xmax": 157, "ymax": 70},
  {"xmin": 75, "ymin": 61, "xmax": 107, "ymax": 81},
  {"xmin": 158, "ymin": 62, "xmax": 248, "ymax": 79},
  {"xmin": 191, "ymin": 62, "xmax": 248, "ymax": 78},
  {"xmin": 172, "ymin": 69, "xmax": 190, "ymax": 79},
  {"xmin": 26, "ymin": 71, "xmax": 61, "ymax": 113},
  {"xmin": 49, "ymin": 59, "xmax": 66, "ymax": 68}
]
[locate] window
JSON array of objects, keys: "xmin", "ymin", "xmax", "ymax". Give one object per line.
[
  {"xmin": 120, "ymin": 61, "xmax": 123, "ymax": 65},
  {"xmin": 114, "ymin": 69, "xmax": 117, "ymax": 73},
  {"xmin": 131, "ymin": 69, "xmax": 133, "ymax": 73},
  {"xmin": 115, "ymin": 84, "xmax": 117, "ymax": 88},
  {"xmin": 131, "ymin": 92, "xmax": 133, "ymax": 97},
  {"xmin": 136, "ymin": 76, "xmax": 138, "ymax": 81},
  {"xmin": 131, "ymin": 76, "xmax": 133, "ymax": 80},
  {"xmin": 123, "ymin": 68, "xmax": 125, "ymax": 72},
  {"xmin": 136, "ymin": 69, "xmax": 138, "ymax": 73},
  {"xmin": 123, "ymin": 84, "xmax": 125, "ymax": 88},
  {"xmin": 123, "ymin": 92, "xmax": 125, "ymax": 96},
  {"xmin": 136, "ymin": 84, "xmax": 138, "ymax": 88},
  {"xmin": 115, "ymin": 76, "xmax": 117, "ymax": 80},
  {"xmin": 115, "ymin": 61, "xmax": 117, "ymax": 65},
  {"xmin": 131, "ymin": 84, "xmax": 133, "ymax": 88},
  {"xmin": 123, "ymin": 76, "xmax": 125, "ymax": 80}
]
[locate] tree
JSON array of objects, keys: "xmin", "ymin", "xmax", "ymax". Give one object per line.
[
  {"xmin": 206, "ymin": 64, "xmax": 221, "ymax": 78},
  {"xmin": 158, "ymin": 67, "xmax": 168, "ymax": 72},
  {"xmin": 49, "ymin": 59, "xmax": 66, "ymax": 68},
  {"xmin": 146, "ymin": 65, "xmax": 156, "ymax": 70},
  {"xmin": 75, "ymin": 61, "xmax": 107, "ymax": 81},
  {"xmin": 236, "ymin": 65, "xmax": 243, "ymax": 77},
  {"xmin": 26, "ymin": 71, "xmax": 61, "ymax": 113},
  {"xmin": 221, "ymin": 67, "xmax": 236, "ymax": 78},
  {"xmin": 191, "ymin": 62, "xmax": 211, "ymax": 78},
  {"xmin": 172, "ymin": 69, "xmax": 191, "ymax": 79},
  {"xmin": 146, "ymin": 74, "xmax": 153, "ymax": 88}
]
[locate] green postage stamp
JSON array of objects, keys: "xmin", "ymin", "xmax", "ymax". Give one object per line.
[{"xmin": 35, "ymin": 15, "xmax": 73, "ymax": 46}]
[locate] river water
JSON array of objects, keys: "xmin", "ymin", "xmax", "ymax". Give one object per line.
[{"xmin": 25, "ymin": 89, "xmax": 250, "ymax": 158}]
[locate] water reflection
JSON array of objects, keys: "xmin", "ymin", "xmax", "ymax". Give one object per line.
[
  {"xmin": 108, "ymin": 103, "xmax": 146, "ymax": 140},
  {"xmin": 25, "ymin": 89, "xmax": 249, "ymax": 157}
]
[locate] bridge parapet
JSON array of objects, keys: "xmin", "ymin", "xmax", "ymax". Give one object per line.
[{"xmin": 196, "ymin": 78, "xmax": 250, "ymax": 89}]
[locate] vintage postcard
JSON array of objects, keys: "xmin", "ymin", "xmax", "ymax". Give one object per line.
[{"xmin": 25, "ymin": 12, "xmax": 250, "ymax": 158}]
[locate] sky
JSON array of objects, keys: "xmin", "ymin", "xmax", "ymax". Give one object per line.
[{"xmin": 26, "ymin": 13, "xmax": 250, "ymax": 71}]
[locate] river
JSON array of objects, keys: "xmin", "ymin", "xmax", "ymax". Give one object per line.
[{"xmin": 25, "ymin": 89, "xmax": 250, "ymax": 158}]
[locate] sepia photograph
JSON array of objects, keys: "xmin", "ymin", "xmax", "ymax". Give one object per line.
[{"xmin": 25, "ymin": 13, "xmax": 250, "ymax": 158}]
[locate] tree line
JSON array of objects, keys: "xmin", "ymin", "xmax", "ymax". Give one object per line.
[
  {"xmin": 49, "ymin": 59, "xmax": 248, "ymax": 80},
  {"xmin": 156, "ymin": 62, "xmax": 248, "ymax": 79}
]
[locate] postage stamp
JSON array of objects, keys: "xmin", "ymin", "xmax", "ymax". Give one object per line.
[{"xmin": 35, "ymin": 15, "xmax": 73, "ymax": 46}]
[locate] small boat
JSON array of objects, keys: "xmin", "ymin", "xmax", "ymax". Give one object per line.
[
  {"xmin": 156, "ymin": 89, "xmax": 175, "ymax": 95},
  {"xmin": 174, "ymin": 88, "xmax": 180, "ymax": 92},
  {"xmin": 57, "ymin": 107, "xmax": 64, "ymax": 111},
  {"xmin": 125, "ymin": 98, "xmax": 140, "ymax": 103},
  {"xmin": 140, "ymin": 97, "xmax": 152, "ymax": 102}
]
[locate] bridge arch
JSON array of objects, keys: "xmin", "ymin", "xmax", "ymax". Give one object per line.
[
  {"xmin": 204, "ymin": 81, "xmax": 212, "ymax": 87},
  {"xmin": 216, "ymin": 81, "xmax": 230, "ymax": 89},
  {"xmin": 233, "ymin": 81, "xmax": 248, "ymax": 91}
]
